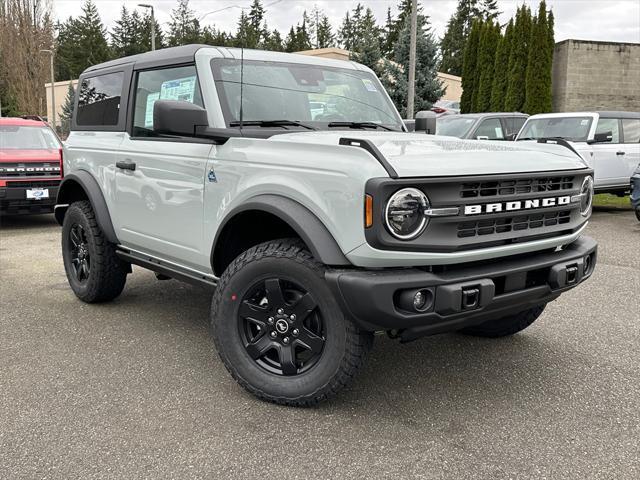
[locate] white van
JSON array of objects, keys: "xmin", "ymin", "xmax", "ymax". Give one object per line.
[{"xmin": 517, "ymin": 111, "xmax": 640, "ymax": 194}]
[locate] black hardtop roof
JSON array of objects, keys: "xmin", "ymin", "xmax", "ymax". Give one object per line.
[
  {"xmin": 595, "ymin": 111, "xmax": 640, "ymax": 119},
  {"xmin": 82, "ymin": 44, "xmax": 210, "ymax": 75}
]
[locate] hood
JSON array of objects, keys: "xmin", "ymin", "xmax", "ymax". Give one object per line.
[
  {"xmin": 0, "ymin": 149, "xmax": 61, "ymax": 163},
  {"xmin": 272, "ymin": 131, "xmax": 589, "ymax": 177}
]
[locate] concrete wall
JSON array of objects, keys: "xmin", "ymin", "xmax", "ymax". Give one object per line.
[{"xmin": 552, "ymin": 39, "xmax": 640, "ymax": 112}]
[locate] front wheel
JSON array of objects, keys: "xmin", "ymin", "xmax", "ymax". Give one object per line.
[
  {"xmin": 459, "ymin": 304, "xmax": 546, "ymax": 338},
  {"xmin": 210, "ymin": 239, "xmax": 373, "ymax": 406},
  {"xmin": 61, "ymin": 201, "xmax": 128, "ymax": 303}
]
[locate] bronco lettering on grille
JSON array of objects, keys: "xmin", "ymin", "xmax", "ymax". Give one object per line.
[{"xmin": 464, "ymin": 195, "xmax": 572, "ymax": 215}]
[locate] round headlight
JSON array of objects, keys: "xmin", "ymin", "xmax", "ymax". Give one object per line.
[
  {"xmin": 385, "ymin": 188, "xmax": 429, "ymax": 240},
  {"xmin": 580, "ymin": 176, "xmax": 594, "ymax": 216}
]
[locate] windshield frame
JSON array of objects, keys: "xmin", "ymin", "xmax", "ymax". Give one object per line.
[
  {"xmin": 518, "ymin": 116, "xmax": 594, "ymax": 142},
  {"xmin": 209, "ymin": 58, "xmax": 405, "ymax": 132}
]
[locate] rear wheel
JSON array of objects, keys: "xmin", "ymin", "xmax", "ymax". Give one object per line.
[
  {"xmin": 61, "ymin": 201, "xmax": 128, "ymax": 303},
  {"xmin": 210, "ymin": 239, "xmax": 373, "ymax": 406},
  {"xmin": 635, "ymin": 206, "xmax": 640, "ymax": 222},
  {"xmin": 459, "ymin": 304, "xmax": 546, "ymax": 338}
]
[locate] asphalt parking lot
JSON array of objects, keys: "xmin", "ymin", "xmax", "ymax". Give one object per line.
[{"xmin": 1, "ymin": 209, "xmax": 638, "ymax": 479}]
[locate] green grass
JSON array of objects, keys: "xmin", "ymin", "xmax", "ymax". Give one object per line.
[{"xmin": 592, "ymin": 193, "xmax": 632, "ymax": 209}]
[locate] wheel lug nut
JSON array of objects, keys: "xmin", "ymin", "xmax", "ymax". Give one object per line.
[
  {"xmin": 292, "ymin": 328, "xmax": 299, "ymax": 336},
  {"xmin": 283, "ymin": 337, "xmax": 290, "ymax": 344},
  {"xmin": 277, "ymin": 308, "xmax": 284, "ymax": 315},
  {"xmin": 290, "ymin": 314, "xmax": 296, "ymax": 321},
  {"xmin": 270, "ymin": 331, "xmax": 277, "ymax": 338},
  {"xmin": 268, "ymin": 317, "xmax": 274, "ymax": 324}
]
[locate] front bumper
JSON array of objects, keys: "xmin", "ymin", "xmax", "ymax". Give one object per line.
[
  {"xmin": 327, "ymin": 236, "xmax": 597, "ymax": 341},
  {"xmin": 0, "ymin": 182, "xmax": 59, "ymax": 215}
]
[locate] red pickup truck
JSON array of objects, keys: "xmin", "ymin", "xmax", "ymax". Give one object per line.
[{"xmin": 0, "ymin": 117, "xmax": 63, "ymax": 215}]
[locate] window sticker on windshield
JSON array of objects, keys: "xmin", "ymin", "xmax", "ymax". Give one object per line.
[
  {"xmin": 580, "ymin": 119, "xmax": 589, "ymax": 126},
  {"xmin": 362, "ymin": 78, "xmax": 378, "ymax": 92}
]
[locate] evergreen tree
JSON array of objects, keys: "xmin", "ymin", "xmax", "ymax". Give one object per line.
[
  {"xmin": 316, "ymin": 14, "xmax": 335, "ymax": 49},
  {"xmin": 60, "ymin": 82, "xmax": 75, "ymax": 134},
  {"xmin": 111, "ymin": 6, "xmax": 149, "ymax": 57},
  {"xmin": 55, "ymin": 0, "xmax": 111, "ymax": 81},
  {"xmin": 284, "ymin": 13, "xmax": 312, "ymax": 52},
  {"xmin": 234, "ymin": 11, "xmax": 251, "ymax": 47},
  {"xmin": 474, "ymin": 20, "xmax": 500, "ymax": 112},
  {"xmin": 350, "ymin": 8, "xmax": 383, "ymax": 75},
  {"xmin": 524, "ymin": 0, "xmax": 553, "ymax": 114},
  {"xmin": 202, "ymin": 26, "xmax": 231, "ymax": 47},
  {"xmin": 168, "ymin": 0, "xmax": 201, "ymax": 47},
  {"xmin": 478, "ymin": 0, "xmax": 500, "ymax": 21},
  {"xmin": 490, "ymin": 20, "xmax": 513, "ymax": 111},
  {"xmin": 381, "ymin": 8, "xmax": 395, "ymax": 56},
  {"xmin": 382, "ymin": 13, "xmax": 443, "ymax": 117},
  {"xmin": 263, "ymin": 29, "xmax": 284, "ymax": 51},
  {"xmin": 460, "ymin": 18, "xmax": 481, "ymax": 113},
  {"xmin": 244, "ymin": 0, "xmax": 265, "ymax": 48},
  {"xmin": 439, "ymin": 0, "xmax": 477, "ymax": 76},
  {"xmin": 338, "ymin": 12, "xmax": 355, "ymax": 50},
  {"xmin": 504, "ymin": 5, "xmax": 532, "ymax": 112},
  {"xmin": 140, "ymin": 10, "xmax": 165, "ymax": 51}
]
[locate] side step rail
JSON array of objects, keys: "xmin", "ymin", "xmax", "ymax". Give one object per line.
[{"xmin": 116, "ymin": 248, "xmax": 217, "ymax": 287}]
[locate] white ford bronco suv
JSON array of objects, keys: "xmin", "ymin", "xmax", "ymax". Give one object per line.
[{"xmin": 56, "ymin": 45, "xmax": 597, "ymax": 406}]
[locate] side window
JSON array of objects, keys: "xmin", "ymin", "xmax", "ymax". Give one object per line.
[
  {"xmin": 77, "ymin": 72, "xmax": 124, "ymax": 126},
  {"xmin": 595, "ymin": 118, "xmax": 620, "ymax": 143},
  {"xmin": 474, "ymin": 118, "xmax": 505, "ymax": 140},
  {"xmin": 132, "ymin": 65, "xmax": 202, "ymax": 137},
  {"xmin": 622, "ymin": 119, "xmax": 640, "ymax": 143}
]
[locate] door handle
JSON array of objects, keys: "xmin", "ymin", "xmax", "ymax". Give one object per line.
[
  {"xmin": 616, "ymin": 151, "xmax": 626, "ymax": 156},
  {"xmin": 116, "ymin": 160, "xmax": 136, "ymax": 171}
]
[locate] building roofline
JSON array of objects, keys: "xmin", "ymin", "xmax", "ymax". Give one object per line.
[{"xmin": 555, "ymin": 38, "xmax": 640, "ymax": 48}]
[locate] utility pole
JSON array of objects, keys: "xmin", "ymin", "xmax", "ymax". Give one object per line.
[
  {"xmin": 40, "ymin": 49, "xmax": 56, "ymax": 131},
  {"xmin": 138, "ymin": 4, "xmax": 156, "ymax": 51},
  {"xmin": 407, "ymin": 0, "xmax": 418, "ymax": 119}
]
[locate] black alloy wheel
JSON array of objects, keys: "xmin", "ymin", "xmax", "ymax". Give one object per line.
[
  {"xmin": 238, "ymin": 277, "xmax": 325, "ymax": 376},
  {"xmin": 69, "ymin": 223, "xmax": 91, "ymax": 282}
]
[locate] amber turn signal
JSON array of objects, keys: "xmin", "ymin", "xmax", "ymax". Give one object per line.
[{"xmin": 365, "ymin": 194, "xmax": 373, "ymax": 228}]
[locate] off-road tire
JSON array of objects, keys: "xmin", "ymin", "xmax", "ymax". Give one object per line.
[
  {"xmin": 459, "ymin": 304, "xmax": 546, "ymax": 338},
  {"xmin": 61, "ymin": 200, "xmax": 128, "ymax": 303},
  {"xmin": 210, "ymin": 239, "xmax": 374, "ymax": 406}
]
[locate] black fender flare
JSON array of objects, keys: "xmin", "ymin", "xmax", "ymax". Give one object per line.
[
  {"xmin": 55, "ymin": 171, "xmax": 119, "ymax": 244},
  {"xmin": 211, "ymin": 194, "xmax": 350, "ymax": 271}
]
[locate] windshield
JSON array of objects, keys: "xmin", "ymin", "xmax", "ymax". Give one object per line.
[
  {"xmin": 518, "ymin": 116, "xmax": 593, "ymax": 142},
  {"xmin": 210, "ymin": 59, "xmax": 403, "ymax": 131},
  {"xmin": 435, "ymin": 116, "xmax": 476, "ymax": 138},
  {"xmin": 0, "ymin": 125, "xmax": 61, "ymax": 150}
]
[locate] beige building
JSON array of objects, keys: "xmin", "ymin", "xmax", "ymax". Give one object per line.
[
  {"xmin": 43, "ymin": 79, "xmax": 79, "ymax": 127},
  {"xmin": 552, "ymin": 39, "xmax": 640, "ymax": 112},
  {"xmin": 296, "ymin": 47, "xmax": 462, "ymax": 102}
]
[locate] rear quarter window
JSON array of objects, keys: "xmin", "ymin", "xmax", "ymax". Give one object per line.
[
  {"xmin": 76, "ymin": 72, "xmax": 124, "ymax": 126},
  {"xmin": 622, "ymin": 119, "xmax": 640, "ymax": 143}
]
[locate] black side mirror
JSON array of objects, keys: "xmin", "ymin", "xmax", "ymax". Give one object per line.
[
  {"xmin": 587, "ymin": 131, "xmax": 613, "ymax": 144},
  {"xmin": 415, "ymin": 110, "xmax": 437, "ymax": 134},
  {"xmin": 153, "ymin": 100, "xmax": 208, "ymax": 137}
]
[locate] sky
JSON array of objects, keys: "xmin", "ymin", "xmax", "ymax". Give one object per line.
[{"xmin": 53, "ymin": 0, "xmax": 640, "ymax": 45}]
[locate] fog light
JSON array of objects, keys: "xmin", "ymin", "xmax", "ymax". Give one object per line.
[{"xmin": 414, "ymin": 291, "xmax": 427, "ymax": 310}]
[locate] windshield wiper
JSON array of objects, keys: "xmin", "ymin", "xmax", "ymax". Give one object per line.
[
  {"xmin": 229, "ymin": 120, "xmax": 316, "ymax": 130},
  {"xmin": 327, "ymin": 121, "xmax": 398, "ymax": 132}
]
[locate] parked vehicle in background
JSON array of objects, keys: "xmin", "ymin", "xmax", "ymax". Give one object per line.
[
  {"xmin": 56, "ymin": 45, "xmax": 597, "ymax": 406},
  {"xmin": 436, "ymin": 113, "xmax": 528, "ymax": 141},
  {"xmin": 0, "ymin": 117, "xmax": 63, "ymax": 215},
  {"xmin": 631, "ymin": 164, "xmax": 640, "ymax": 221},
  {"xmin": 517, "ymin": 112, "xmax": 640, "ymax": 195},
  {"xmin": 431, "ymin": 100, "xmax": 460, "ymax": 116}
]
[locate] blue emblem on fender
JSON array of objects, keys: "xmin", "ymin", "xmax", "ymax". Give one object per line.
[{"xmin": 207, "ymin": 168, "xmax": 217, "ymax": 183}]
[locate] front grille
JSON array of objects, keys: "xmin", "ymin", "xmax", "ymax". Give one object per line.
[
  {"xmin": 457, "ymin": 210, "xmax": 572, "ymax": 238},
  {"xmin": 0, "ymin": 162, "xmax": 61, "ymax": 178},
  {"xmin": 460, "ymin": 176, "xmax": 574, "ymax": 198}
]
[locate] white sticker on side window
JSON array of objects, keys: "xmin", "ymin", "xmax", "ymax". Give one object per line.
[{"xmin": 144, "ymin": 76, "xmax": 197, "ymax": 127}]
